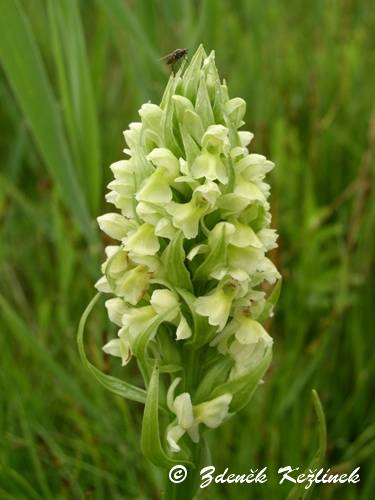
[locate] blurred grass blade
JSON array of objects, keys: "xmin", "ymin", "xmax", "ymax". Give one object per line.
[
  {"xmin": 48, "ymin": 0, "xmax": 101, "ymax": 213},
  {"xmin": 0, "ymin": 0, "xmax": 94, "ymax": 242},
  {"xmin": 77, "ymin": 293, "xmax": 147, "ymax": 404},
  {"xmin": 16, "ymin": 400, "xmax": 53, "ymax": 499},
  {"xmin": 96, "ymin": 0, "xmax": 163, "ymax": 75},
  {"xmin": 287, "ymin": 390, "xmax": 327, "ymax": 500},
  {"xmin": 0, "ymin": 465, "xmax": 43, "ymax": 500},
  {"xmin": 0, "ymin": 293, "xmax": 91, "ymax": 403}
]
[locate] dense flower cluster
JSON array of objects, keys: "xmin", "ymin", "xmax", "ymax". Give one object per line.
[{"xmin": 95, "ymin": 45, "xmax": 280, "ymax": 454}]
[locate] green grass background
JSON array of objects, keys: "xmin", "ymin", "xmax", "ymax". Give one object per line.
[{"xmin": 0, "ymin": 0, "xmax": 374, "ymax": 498}]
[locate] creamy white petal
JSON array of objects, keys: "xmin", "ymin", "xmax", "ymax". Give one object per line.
[
  {"xmin": 167, "ymin": 424, "xmax": 186, "ymax": 453},
  {"xmin": 194, "ymin": 394, "xmax": 232, "ymax": 428},
  {"xmin": 176, "ymin": 315, "xmax": 192, "ymax": 340}
]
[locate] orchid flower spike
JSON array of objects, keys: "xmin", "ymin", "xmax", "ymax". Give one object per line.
[{"xmin": 92, "ymin": 45, "xmax": 281, "ymax": 468}]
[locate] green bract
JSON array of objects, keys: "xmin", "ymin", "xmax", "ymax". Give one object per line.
[{"xmin": 95, "ymin": 45, "xmax": 280, "ymax": 464}]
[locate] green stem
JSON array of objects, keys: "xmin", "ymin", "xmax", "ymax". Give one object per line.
[
  {"xmin": 185, "ymin": 346, "xmax": 200, "ymax": 393},
  {"xmin": 162, "ymin": 339, "xmax": 208, "ymax": 498},
  {"xmin": 162, "ymin": 441, "xmax": 204, "ymax": 500}
]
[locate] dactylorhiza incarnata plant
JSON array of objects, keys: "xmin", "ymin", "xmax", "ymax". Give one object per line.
[{"xmin": 80, "ymin": 44, "xmax": 281, "ymax": 496}]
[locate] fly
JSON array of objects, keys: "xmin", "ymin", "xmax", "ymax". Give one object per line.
[{"xmin": 160, "ymin": 48, "xmax": 188, "ymax": 73}]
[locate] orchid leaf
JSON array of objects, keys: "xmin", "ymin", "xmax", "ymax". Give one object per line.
[
  {"xmin": 77, "ymin": 293, "xmax": 147, "ymax": 404},
  {"xmin": 161, "ymin": 232, "xmax": 193, "ymax": 292},
  {"xmin": 141, "ymin": 364, "xmax": 193, "ymax": 469}
]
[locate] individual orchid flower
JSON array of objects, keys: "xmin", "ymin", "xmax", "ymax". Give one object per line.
[
  {"xmin": 195, "ymin": 274, "xmax": 248, "ymax": 331},
  {"xmin": 95, "ymin": 246, "xmax": 154, "ymax": 305},
  {"xmin": 150, "ymin": 289, "xmax": 192, "ymax": 340},
  {"xmin": 104, "ymin": 297, "xmax": 129, "ymax": 326},
  {"xmin": 166, "ymin": 181, "xmax": 221, "ymax": 239},
  {"xmin": 190, "ymin": 125, "xmax": 230, "ymax": 184},
  {"xmin": 101, "ymin": 289, "xmax": 190, "ymax": 365},
  {"xmin": 123, "ymin": 223, "xmax": 160, "ymax": 256},
  {"xmin": 102, "ymin": 329, "xmax": 132, "ymax": 367},
  {"xmin": 166, "ymin": 378, "xmax": 232, "ymax": 452},
  {"xmin": 105, "ymin": 160, "xmax": 137, "ymax": 218},
  {"xmin": 136, "ymin": 167, "xmax": 173, "ymax": 204},
  {"xmin": 229, "ymin": 331, "xmax": 273, "ymax": 379},
  {"xmin": 96, "ymin": 213, "xmax": 136, "ymax": 241}
]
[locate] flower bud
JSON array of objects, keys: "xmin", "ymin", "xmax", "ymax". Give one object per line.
[{"xmin": 97, "ymin": 213, "xmax": 134, "ymax": 240}]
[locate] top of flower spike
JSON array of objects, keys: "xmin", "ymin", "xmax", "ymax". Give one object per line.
[{"xmin": 155, "ymin": 45, "xmax": 248, "ymax": 155}]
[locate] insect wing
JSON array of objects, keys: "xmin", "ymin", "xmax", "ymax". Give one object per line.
[
  {"xmin": 159, "ymin": 51, "xmax": 176, "ymax": 64},
  {"xmin": 159, "ymin": 48, "xmax": 188, "ymax": 65}
]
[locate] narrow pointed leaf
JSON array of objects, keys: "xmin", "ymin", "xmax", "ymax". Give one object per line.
[
  {"xmin": 161, "ymin": 232, "xmax": 193, "ymax": 292},
  {"xmin": 141, "ymin": 364, "xmax": 193, "ymax": 468},
  {"xmin": 48, "ymin": 0, "xmax": 101, "ymax": 213},
  {"xmin": 287, "ymin": 390, "xmax": 327, "ymax": 500},
  {"xmin": 193, "ymin": 224, "xmax": 227, "ymax": 281},
  {"xmin": 210, "ymin": 346, "xmax": 272, "ymax": 412},
  {"xmin": 77, "ymin": 293, "xmax": 147, "ymax": 404}
]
